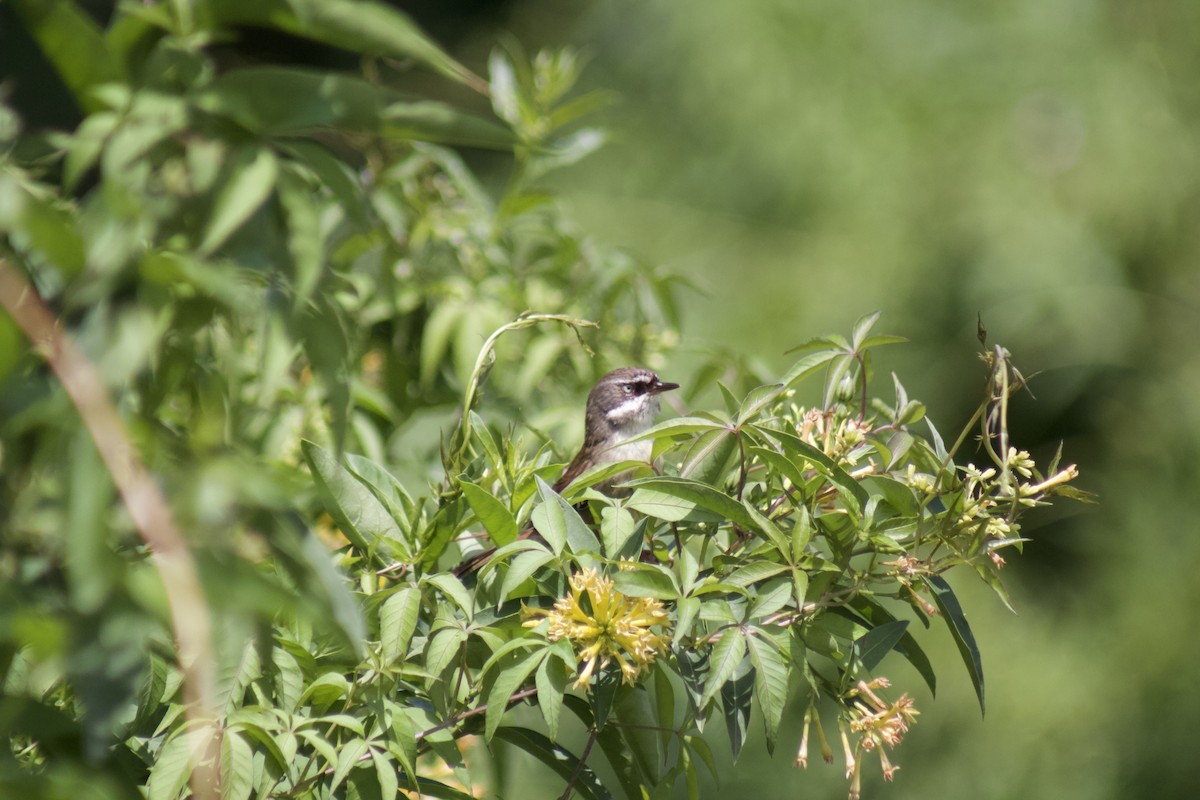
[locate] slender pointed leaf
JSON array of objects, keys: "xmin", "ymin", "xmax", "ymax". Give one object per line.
[
  {"xmin": 493, "ymin": 727, "xmax": 613, "ymax": 800},
  {"xmin": 928, "ymin": 575, "xmax": 983, "ymax": 714}
]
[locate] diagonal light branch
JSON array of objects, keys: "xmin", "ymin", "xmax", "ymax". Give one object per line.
[{"xmin": 0, "ymin": 259, "xmax": 219, "ymax": 800}]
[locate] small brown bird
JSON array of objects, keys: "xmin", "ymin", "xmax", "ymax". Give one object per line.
[{"xmin": 455, "ymin": 367, "xmax": 678, "ymax": 575}]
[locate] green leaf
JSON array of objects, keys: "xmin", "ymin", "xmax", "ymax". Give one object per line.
[
  {"xmin": 780, "ymin": 346, "xmax": 842, "ymax": 388},
  {"xmin": 145, "ymin": 731, "xmax": 194, "ymax": 800},
  {"xmin": 220, "ymin": 729, "xmax": 255, "ymax": 800},
  {"xmin": 276, "ymin": 164, "xmax": 324, "ymax": 305},
  {"xmin": 736, "ymin": 383, "xmax": 784, "ymax": 426},
  {"xmin": 0, "ymin": 171, "xmax": 87, "ymax": 276},
  {"xmin": 726, "ymin": 561, "xmax": 790, "ymax": 589},
  {"xmin": 853, "ymin": 620, "xmax": 910, "ymax": 671},
  {"xmin": 423, "ymin": 573, "xmax": 474, "ymax": 616},
  {"xmin": 199, "ymin": 145, "xmax": 278, "ymax": 256},
  {"xmin": 461, "ymin": 481, "xmax": 519, "ymax": 546},
  {"xmin": 928, "ymin": 575, "xmax": 984, "ymax": 714},
  {"xmin": 329, "ymin": 737, "xmax": 369, "ymax": 793},
  {"xmin": 612, "ymin": 566, "xmax": 678, "ymax": 600},
  {"xmin": 9, "ymin": 0, "xmax": 125, "ymax": 113},
  {"xmin": 493, "ymin": 727, "xmax": 614, "ymax": 800},
  {"xmin": 745, "ymin": 632, "xmax": 789, "ymax": 752},
  {"xmin": 850, "ymin": 310, "xmax": 882, "ymax": 348},
  {"xmin": 65, "ymin": 431, "xmax": 117, "ymax": 613},
  {"xmin": 614, "ymin": 685, "xmax": 662, "ymax": 785},
  {"xmin": 295, "ymin": 529, "xmax": 368, "ymax": 659},
  {"xmin": 626, "ymin": 488, "xmax": 699, "ymax": 522},
  {"xmin": 531, "ymin": 475, "xmax": 598, "ymax": 556},
  {"xmin": 371, "ymin": 748, "xmax": 399, "ymax": 800},
  {"xmin": 499, "ymin": 549, "xmax": 555, "ymax": 601},
  {"xmin": 620, "ymin": 415, "xmax": 729, "ymax": 445},
  {"xmin": 424, "ymin": 627, "xmax": 468, "ymax": 679},
  {"xmin": 654, "ymin": 662, "xmax": 676, "ymax": 753},
  {"xmin": 624, "ymin": 477, "xmax": 755, "ymax": 529},
  {"xmin": 300, "ymin": 672, "xmax": 350, "ymax": 708},
  {"xmin": 599, "ymin": 505, "xmax": 640, "ymax": 559},
  {"xmin": 536, "ymin": 657, "xmax": 569, "ymax": 740},
  {"xmin": 679, "ymin": 428, "xmax": 738, "ymax": 484},
  {"xmin": 301, "ymin": 440, "xmax": 405, "ymax": 564},
  {"xmin": 701, "ymin": 628, "xmax": 746, "ymax": 709},
  {"xmin": 380, "ymin": 586, "xmax": 422, "ymax": 664},
  {"xmin": 719, "ymin": 660, "xmax": 755, "ymax": 761},
  {"xmin": 673, "ymin": 597, "xmax": 701, "ymax": 646},
  {"xmin": 485, "ymin": 650, "xmax": 546, "ymax": 739},
  {"xmin": 209, "ymin": 0, "xmax": 485, "ymax": 89}
]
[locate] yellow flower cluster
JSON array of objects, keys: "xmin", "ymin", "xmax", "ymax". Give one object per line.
[{"xmin": 523, "ymin": 569, "xmax": 670, "ymax": 688}]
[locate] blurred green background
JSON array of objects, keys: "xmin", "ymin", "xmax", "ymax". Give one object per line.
[
  {"xmin": 5, "ymin": 0, "xmax": 1198, "ymax": 797},
  {"xmin": 481, "ymin": 1, "xmax": 1199, "ymax": 797}
]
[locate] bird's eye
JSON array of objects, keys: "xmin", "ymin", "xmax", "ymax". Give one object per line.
[{"xmin": 622, "ymin": 383, "xmax": 634, "ymax": 395}]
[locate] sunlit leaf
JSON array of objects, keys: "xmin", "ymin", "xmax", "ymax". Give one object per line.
[
  {"xmin": 531, "ymin": 475, "xmax": 598, "ymax": 556},
  {"xmin": 701, "ymin": 627, "xmax": 746, "ymax": 709},
  {"xmin": 745, "ymin": 632, "xmax": 789, "ymax": 752},
  {"xmin": 381, "ymin": 586, "xmax": 422, "ymax": 664},
  {"xmin": 302, "ymin": 440, "xmax": 406, "ymax": 564},
  {"xmin": 461, "ymin": 481, "xmax": 519, "ymax": 547}
]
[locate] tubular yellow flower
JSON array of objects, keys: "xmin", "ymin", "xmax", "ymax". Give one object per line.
[{"xmin": 523, "ymin": 569, "xmax": 670, "ymax": 689}]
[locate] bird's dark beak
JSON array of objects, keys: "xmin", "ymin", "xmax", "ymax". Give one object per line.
[{"xmin": 652, "ymin": 378, "xmax": 680, "ymax": 394}]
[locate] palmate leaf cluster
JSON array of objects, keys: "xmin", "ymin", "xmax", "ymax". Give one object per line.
[{"xmin": 0, "ymin": 3, "xmax": 1084, "ymax": 800}]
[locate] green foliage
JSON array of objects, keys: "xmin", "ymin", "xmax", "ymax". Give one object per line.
[{"xmin": 0, "ymin": 3, "xmax": 1084, "ymax": 800}]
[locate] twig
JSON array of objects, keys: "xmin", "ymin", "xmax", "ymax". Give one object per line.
[
  {"xmin": 416, "ymin": 686, "xmax": 540, "ymax": 742},
  {"xmin": 558, "ymin": 728, "xmax": 598, "ymax": 800},
  {"xmin": 0, "ymin": 261, "xmax": 220, "ymax": 800}
]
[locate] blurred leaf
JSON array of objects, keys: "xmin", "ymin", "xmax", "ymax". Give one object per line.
[
  {"xmin": 276, "ymin": 164, "xmax": 324, "ymax": 305},
  {"xmin": 199, "ymin": 146, "xmax": 278, "ymax": 256},
  {"xmin": 9, "ymin": 0, "xmax": 125, "ymax": 113},
  {"xmin": 220, "ymin": 729, "xmax": 255, "ymax": 800},
  {"xmin": 0, "ymin": 171, "xmax": 87, "ymax": 276},
  {"xmin": 208, "ymin": 0, "xmax": 484, "ymax": 89},
  {"xmin": 928, "ymin": 575, "xmax": 984, "ymax": 715},
  {"xmin": 65, "ymin": 430, "xmax": 117, "ymax": 613},
  {"xmin": 145, "ymin": 730, "xmax": 193, "ymax": 800}
]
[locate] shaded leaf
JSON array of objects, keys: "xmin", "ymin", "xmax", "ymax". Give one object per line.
[
  {"xmin": 493, "ymin": 727, "xmax": 613, "ymax": 800},
  {"xmin": 853, "ymin": 620, "xmax": 910, "ymax": 671},
  {"xmin": 928, "ymin": 575, "xmax": 984, "ymax": 714}
]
